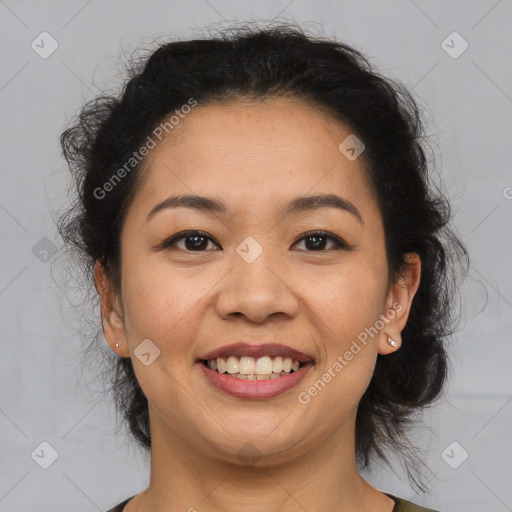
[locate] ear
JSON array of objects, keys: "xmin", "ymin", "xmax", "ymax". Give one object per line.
[
  {"xmin": 378, "ymin": 252, "xmax": 421, "ymax": 355},
  {"xmin": 94, "ymin": 260, "xmax": 130, "ymax": 357}
]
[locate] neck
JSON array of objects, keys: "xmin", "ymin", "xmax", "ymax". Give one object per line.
[{"xmin": 128, "ymin": 408, "xmax": 394, "ymax": 512}]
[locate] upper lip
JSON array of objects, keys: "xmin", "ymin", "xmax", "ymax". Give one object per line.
[{"xmin": 199, "ymin": 342, "xmax": 314, "ymax": 363}]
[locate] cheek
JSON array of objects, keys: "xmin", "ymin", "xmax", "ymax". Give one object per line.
[
  {"xmin": 303, "ymin": 259, "xmax": 386, "ymax": 405},
  {"xmin": 313, "ymin": 259, "xmax": 388, "ymax": 342},
  {"xmin": 120, "ymin": 264, "xmax": 209, "ymax": 412},
  {"xmin": 120, "ymin": 255, "xmax": 205, "ymax": 356}
]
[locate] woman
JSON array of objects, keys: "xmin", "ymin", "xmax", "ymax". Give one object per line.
[{"xmin": 58, "ymin": 24, "xmax": 468, "ymax": 512}]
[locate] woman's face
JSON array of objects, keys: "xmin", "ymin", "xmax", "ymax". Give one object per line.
[{"xmin": 98, "ymin": 97, "xmax": 419, "ymax": 465}]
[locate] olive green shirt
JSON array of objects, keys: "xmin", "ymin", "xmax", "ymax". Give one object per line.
[{"xmin": 105, "ymin": 493, "xmax": 440, "ymax": 511}]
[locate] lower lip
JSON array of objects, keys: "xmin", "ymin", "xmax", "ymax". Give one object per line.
[{"xmin": 197, "ymin": 362, "xmax": 313, "ymax": 399}]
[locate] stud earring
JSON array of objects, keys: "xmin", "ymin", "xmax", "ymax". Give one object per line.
[
  {"xmin": 114, "ymin": 341, "xmax": 120, "ymax": 348},
  {"xmin": 386, "ymin": 335, "xmax": 397, "ymax": 347}
]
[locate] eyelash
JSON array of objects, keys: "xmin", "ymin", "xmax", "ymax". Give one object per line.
[{"xmin": 158, "ymin": 230, "xmax": 353, "ymax": 252}]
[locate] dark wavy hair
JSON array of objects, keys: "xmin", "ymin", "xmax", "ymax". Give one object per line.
[{"xmin": 57, "ymin": 23, "xmax": 468, "ymax": 490}]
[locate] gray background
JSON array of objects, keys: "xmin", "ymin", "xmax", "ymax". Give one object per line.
[{"xmin": 1, "ymin": 1, "xmax": 511, "ymax": 511}]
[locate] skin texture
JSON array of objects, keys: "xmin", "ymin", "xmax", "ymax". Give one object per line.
[{"xmin": 95, "ymin": 97, "xmax": 421, "ymax": 512}]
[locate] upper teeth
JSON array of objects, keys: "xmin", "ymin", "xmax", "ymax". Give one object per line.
[{"xmin": 207, "ymin": 356, "xmax": 300, "ymax": 375}]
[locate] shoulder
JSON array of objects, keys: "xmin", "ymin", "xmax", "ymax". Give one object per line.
[
  {"xmin": 104, "ymin": 495, "xmax": 135, "ymax": 512},
  {"xmin": 389, "ymin": 494, "xmax": 442, "ymax": 512}
]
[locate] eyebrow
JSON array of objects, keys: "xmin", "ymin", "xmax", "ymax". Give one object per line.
[{"xmin": 146, "ymin": 193, "xmax": 363, "ymax": 224}]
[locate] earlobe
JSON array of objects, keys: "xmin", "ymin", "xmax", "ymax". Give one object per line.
[
  {"xmin": 94, "ymin": 260, "xmax": 129, "ymax": 356},
  {"xmin": 386, "ymin": 335, "xmax": 397, "ymax": 347},
  {"xmin": 378, "ymin": 331, "xmax": 401, "ymax": 355},
  {"xmin": 378, "ymin": 252, "xmax": 421, "ymax": 355}
]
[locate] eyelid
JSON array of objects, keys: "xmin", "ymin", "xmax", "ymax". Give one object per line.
[
  {"xmin": 154, "ymin": 229, "xmax": 354, "ymax": 252},
  {"xmin": 293, "ymin": 230, "xmax": 354, "ymax": 250},
  {"xmin": 153, "ymin": 230, "xmax": 220, "ymax": 252}
]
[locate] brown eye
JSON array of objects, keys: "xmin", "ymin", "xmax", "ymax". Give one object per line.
[
  {"xmin": 292, "ymin": 231, "xmax": 352, "ymax": 252},
  {"xmin": 161, "ymin": 231, "xmax": 220, "ymax": 252},
  {"xmin": 157, "ymin": 230, "xmax": 352, "ymax": 253}
]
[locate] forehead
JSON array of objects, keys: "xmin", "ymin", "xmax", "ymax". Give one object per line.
[{"xmin": 129, "ymin": 97, "xmax": 377, "ymax": 221}]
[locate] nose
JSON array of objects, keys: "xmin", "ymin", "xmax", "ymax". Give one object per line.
[{"xmin": 215, "ymin": 249, "xmax": 300, "ymax": 324}]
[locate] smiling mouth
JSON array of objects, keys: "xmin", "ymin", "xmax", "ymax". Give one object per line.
[{"xmin": 200, "ymin": 356, "xmax": 306, "ymax": 380}]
